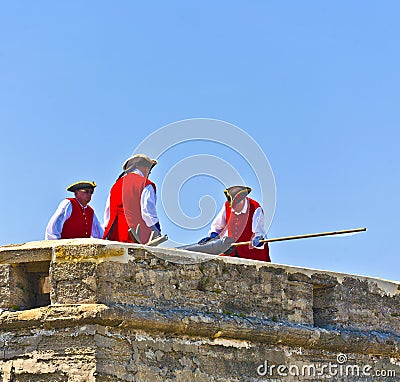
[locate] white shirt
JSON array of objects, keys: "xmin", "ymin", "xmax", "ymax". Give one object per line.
[
  {"xmin": 209, "ymin": 198, "xmax": 267, "ymax": 248},
  {"xmin": 45, "ymin": 199, "xmax": 104, "ymax": 240},
  {"xmin": 103, "ymin": 169, "xmax": 159, "ymax": 229}
]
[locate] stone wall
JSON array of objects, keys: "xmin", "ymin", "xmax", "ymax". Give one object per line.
[{"xmin": 0, "ymin": 239, "xmax": 399, "ymax": 381}]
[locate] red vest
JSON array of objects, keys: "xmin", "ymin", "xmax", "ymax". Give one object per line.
[
  {"xmin": 224, "ymin": 198, "xmax": 270, "ymax": 262},
  {"xmin": 103, "ymin": 173, "xmax": 156, "ymax": 243},
  {"xmin": 61, "ymin": 198, "xmax": 94, "ymax": 239}
]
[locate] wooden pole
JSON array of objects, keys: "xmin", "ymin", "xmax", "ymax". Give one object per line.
[{"xmin": 232, "ymin": 227, "xmax": 367, "ymax": 247}]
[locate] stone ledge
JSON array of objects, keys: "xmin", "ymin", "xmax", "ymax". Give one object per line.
[
  {"xmin": 0, "ymin": 239, "xmax": 129, "ymax": 264},
  {"xmin": 1, "ymin": 240, "xmax": 399, "ymax": 296},
  {"xmin": 0, "ymin": 304, "xmax": 399, "ymax": 357}
]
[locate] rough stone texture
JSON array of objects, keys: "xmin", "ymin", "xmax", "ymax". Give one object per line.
[
  {"xmin": 0, "ymin": 262, "xmax": 51, "ymax": 311},
  {"xmin": 0, "ymin": 305, "xmax": 399, "ymax": 381},
  {"xmin": 0, "ymin": 239, "xmax": 127, "ymax": 265},
  {"xmin": 329, "ymin": 277, "xmax": 400, "ymax": 333},
  {"xmin": 49, "ymin": 245, "xmax": 400, "ymax": 334},
  {"xmin": 0, "ymin": 265, "xmax": 11, "ymax": 308},
  {"xmin": 0, "ymin": 239, "xmax": 399, "ymax": 381},
  {"xmin": 50, "ymin": 261, "xmax": 99, "ymax": 304},
  {"xmin": 92, "ymin": 252, "xmax": 314, "ymax": 325},
  {"xmin": 0, "ymin": 241, "xmax": 53, "ymax": 264},
  {"xmin": 0, "ymin": 264, "xmax": 32, "ymax": 310}
]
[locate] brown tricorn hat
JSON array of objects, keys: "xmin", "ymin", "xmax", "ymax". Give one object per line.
[
  {"xmin": 122, "ymin": 154, "xmax": 158, "ymax": 172},
  {"xmin": 224, "ymin": 185, "xmax": 252, "ymax": 207}
]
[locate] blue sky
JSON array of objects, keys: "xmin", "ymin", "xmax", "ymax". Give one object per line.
[{"xmin": 0, "ymin": 2, "xmax": 399, "ymax": 281}]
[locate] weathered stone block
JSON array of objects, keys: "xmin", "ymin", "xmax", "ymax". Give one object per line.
[
  {"xmin": 50, "ymin": 262, "xmax": 98, "ymax": 304},
  {"xmin": 92, "ymin": 252, "xmax": 316, "ymax": 324},
  {"xmin": 0, "ymin": 264, "xmax": 11, "ymax": 308}
]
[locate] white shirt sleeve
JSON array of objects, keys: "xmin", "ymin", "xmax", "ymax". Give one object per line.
[
  {"xmin": 91, "ymin": 212, "xmax": 104, "ymax": 239},
  {"xmin": 140, "ymin": 184, "xmax": 159, "ymax": 227},
  {"xmin": 45, "ymin": 199, "xmax": 72, "ymax": 240},
  {"xmin": 252, "ymin": 207, "xmax": 267, "ymax": 237},
  {"xmin": 103, "ymin": 193, "xmax": 111, "ymax": 229},
  {"xmin": 209, "ymin": 205, "xmax": 227, "ymax": 236},
  {"xmin": 252, "ymin": 207, "xmax": 267, "ymax": 249}
]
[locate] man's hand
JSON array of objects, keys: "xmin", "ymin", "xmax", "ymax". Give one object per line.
[
  {"xmin": 151, "ymin": 222, "xmax": 161, "ymax": 234},
  {"xmin": 252, "ymin": 236, "xmax": 264, "ymax": 247},
  {"xmin": 198, "ymin": 232, "xmax": 219, "ymax": 245}
]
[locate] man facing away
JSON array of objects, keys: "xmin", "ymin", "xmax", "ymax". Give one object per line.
[
  {"xmin": 103, "ymin": 154, "xmax": 161, "ymax": 244},
  {"xmin": 45, "ymin": 181, "xmax": 104, "ymax": 240},
  {"xmin": 198, "ymin": 185, "xmax": 271, "ymax": 262}
]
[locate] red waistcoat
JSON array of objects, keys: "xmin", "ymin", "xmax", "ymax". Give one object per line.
[
  {"xmin": 103, "ymin": 173, "xmax": 156, "ymax": 243},
  {"xmin": 61, "ymin": 198, "xmax": 94, "ymax": 239},
  {"xmin": 224, "ymin": 198, "xmax": 270, "ymax": 262}
]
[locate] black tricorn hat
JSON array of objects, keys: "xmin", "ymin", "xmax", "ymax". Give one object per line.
[
  {"xmin": 224, "ymin": 185, "xmax": 252, "ymax": 207},
  {"xmin": 66, "ymin": 181, "xmax": 97, "ymax": 192}
]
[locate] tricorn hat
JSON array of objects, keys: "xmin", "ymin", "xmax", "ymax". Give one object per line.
[
  {"xmin": 224, "ymin": 185, "xmax": 252, "ymax": 207},
  {"xmin": 67, "ymin": 181, "xmax": 97, "ymax": 192},
  {"xmin": 122, "ymin": 154, "xmax": 158, "ymax": 172}
]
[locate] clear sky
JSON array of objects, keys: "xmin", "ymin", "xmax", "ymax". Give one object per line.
[{"xmin": 0, "ymin": 2, "xmax": 399, "ymax": 282}]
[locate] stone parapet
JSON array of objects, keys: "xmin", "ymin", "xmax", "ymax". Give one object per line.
[
  {"xmin": 1, "ymin": 239, "xmax": 399, "ymax": 332},
  {"xmin": 0, "ymin": 239, "xmax": 399, "ymax": 381}
]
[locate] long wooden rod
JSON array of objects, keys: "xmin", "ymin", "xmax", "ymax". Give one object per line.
[{"xmin": 232, "ymin": 227, "xmax": 367, "ymax": 247}]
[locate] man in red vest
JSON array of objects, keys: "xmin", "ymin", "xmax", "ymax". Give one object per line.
[
  {"xmin": 198, "ymin": 186, "xmax": 270, "ymax": 262},
  {"xmin": 45, "ymin": 181, "xmax": 104, "ymax": 240},
  {"xmin": 103, "ymin": 154, "xmax": 161, "ymax": 244}
]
